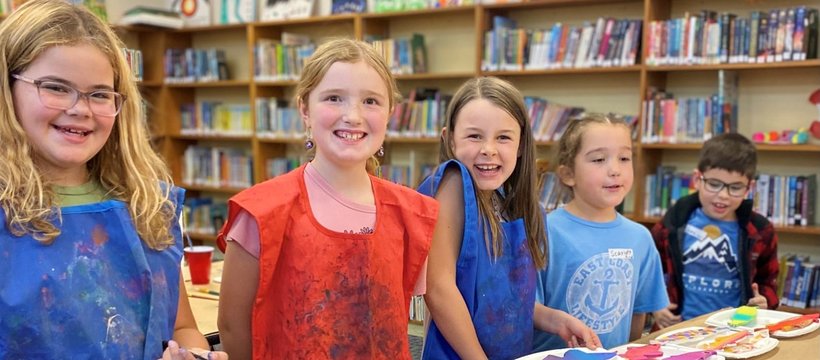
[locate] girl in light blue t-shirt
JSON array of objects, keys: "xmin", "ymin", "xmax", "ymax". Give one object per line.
[{"xmin": 533, "ymin": 114, "xmax": 669, "ymax": 351}]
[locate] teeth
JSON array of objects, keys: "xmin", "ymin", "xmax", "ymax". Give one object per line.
[
  {"xmin": 337, "ymin": 131, "xmax": 364, "ymax": 140},
  {"xmin": 57, "ymin": 126, "xmax": 90, "ymax": 136},
  {"xmin": 476, "ymin": 165, "xmax": 497, "ymax": 170}
]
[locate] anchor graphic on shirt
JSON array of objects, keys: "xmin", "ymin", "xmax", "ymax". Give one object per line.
[{"xmin": 584, "ymin": 268, "xmax": 619, "ymax": 315}]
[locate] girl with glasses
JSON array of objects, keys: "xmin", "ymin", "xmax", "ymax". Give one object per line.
[{"xmin": 0, "ymin": 1, "xmax": 226, "ymax": 359}]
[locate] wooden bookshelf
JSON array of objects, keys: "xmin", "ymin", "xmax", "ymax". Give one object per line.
[
  {"xmin": 122, "ymin": 0, "xmax": 820, "ymax": 256},
  {"xmin": 641, "ymin": 143, "xmax": 820, "ymax": 153},
  {"xmin": 117, "ymin": 0, "xmax": 820, "ymax": 331}
]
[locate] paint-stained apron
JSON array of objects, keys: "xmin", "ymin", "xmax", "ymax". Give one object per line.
[
  {"xmin": 419, "ymin": 160, "xmax": 537, "ymax": 360},
  {"xmin": 0, "ymin": 197, "xmax": 183, "ymax": 359}
]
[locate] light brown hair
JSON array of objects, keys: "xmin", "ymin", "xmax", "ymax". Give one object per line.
[
  {"xmin": 0, "ymin": 0, "xmax": 176, "ymax": 249},
  {"xmin": 295, "ymin": 38, "xmax": 400, "ymax": 173},
  {"xmin": 440, "ymin": 77, "xmax": 547, "ymax": 269},
  {"xmin": 555, "ymin": 113, "xmax": 631, "ymax": 194}
]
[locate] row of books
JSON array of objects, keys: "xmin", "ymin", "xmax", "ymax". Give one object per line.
[
  {"xmin": 255, "ymin": 98, "xmax": 302, "ymax": 139},
  {"xmin": 254, "ymin": 33, "xmax": 315, "ymax": 81},
  {"xmin": 181, "ymin": 102, "xmax": 253, "ymax": 136},
  {"xmin": 182, "ymin": 145, "xmax": 254, "ymax": 189},
  {"xmin": 525, "ymin": 97, "xmax": 584, "ymax": 142},
  {"xmin": 266, "ymin": 157, "xmax": 302, "ymax": 180},
  {"xmin": 641, "ymin": 91, "xmax": 738, "ymax": 144},
  {"xmin": 183, "ymin": 198, "xmax": 227, "ymax": 236},
  {"xmin": 644, "ymin": 167, "xmax": 693, "ymax": 218},
  {"xmin": 645, "ymin": 167, "xmax": 817, "ymax": 227},
  {"xmin": 525, "ymin": 97, "xmax": 639, "ymax": 143},
  {"xmin": 122, "ymin": 48, "xmax": 143, "ymax": 82},
  {"xmin": 388, "ymin": 88, "xmax": 450, "ymax": 138},
  {"xmin": 164, "ymin": 48, "xmax": 230, "ymax": 83},
  {"xmin": 367, "ymin": 33, "xmax": 428, "ymax": 75},
  {"xmin": 482, "ymin": 16, "xmax": 642, "ymax": 71},
  {"xmin": 751, "ymin": 174, "xmax": 817, "ymax": 227},
  {"xmin": 409, "ymin": 295, "xmax": 425, "ymax": 322},
  {"xmin": 538, "ymin": 172, "xmax": 572, "ymax": 213},
  {"xmin": 380, "ymin": 164, "xmax": 435, "ymax": 187},
  {"xmin": 646, "ymin": 7, "xmax": 819, "ymax": 66},
  {"xmin": 778, "ymin": 255, "xmax": 820, "ymax": 309}
]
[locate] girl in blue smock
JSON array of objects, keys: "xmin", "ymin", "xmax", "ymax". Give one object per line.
[
  {"xmin": 419, "ymin": 77, "xmax": 601, "ymax": 359},
  {"xmin": 0, "ymin": 1, "xmax": 226, "ymax": 359}
]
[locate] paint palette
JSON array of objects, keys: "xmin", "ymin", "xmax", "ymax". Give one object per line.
[
  {"xmin": 695, "ymin": 330, "xmax": 778, "ymax": 359},
  {"xmin": 611, "ymin": 344, "xmax": 724, "ymax": 360},
  {"xmin": 514, "ymin": 348, "xmax": 619, "ymax": 360},
  {"xmin": 651, "ymin": 326, "xmax": 723, "ymax": 346},
  {"xmin": 651, "ymin": 326, "xmax": 778, "ymax": 359},
  {"xmin": 705, "ymin": 308, "xmax": 820, "ymax": 337}
]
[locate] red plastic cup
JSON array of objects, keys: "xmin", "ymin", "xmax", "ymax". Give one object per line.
[{"xmin": 184, "ymin": 245, "xmax": 213, "ymax": 285}]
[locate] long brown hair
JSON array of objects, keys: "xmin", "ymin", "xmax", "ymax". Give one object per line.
[
  {"xmin": 0, "ymin": 0, "xmax": 176, "ymax": 249},
  {"xmin": 440, "ymin": 77, "xmax": 547, "ymax": 269}
]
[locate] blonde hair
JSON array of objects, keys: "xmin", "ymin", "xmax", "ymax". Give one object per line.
[
  {"xmin": 0, "ymin": 0, "xmax": 176, "ymax": 249},
  {"xmin": 440, "ymin": 77, "xmax": 547, "ymax": 269},
  {"xmin": 295, "ymin": 38, "xmax": 400, "ymax": 174},
  {"xmin": 555, "ymin": 113, "xmax": 631, "ymax": 194}
]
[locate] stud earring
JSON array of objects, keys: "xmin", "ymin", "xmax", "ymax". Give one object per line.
[{"xmin": 377, "ymin": 146, "xmax": 384, "ymax": 157}]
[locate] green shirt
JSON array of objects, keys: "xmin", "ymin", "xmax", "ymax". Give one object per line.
[{"xmin": 53, "ymin": 181, "xmax": 107, "ymax": 207}]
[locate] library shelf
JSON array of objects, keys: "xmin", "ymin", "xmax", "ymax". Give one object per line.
[
  {"xmin": 254, "ymin": 79, "xmax": 299, "ymax": 87},
  {"xmin": 483, "ymin": 65, "xmax": 642, "ymax": 77},
  {"xmin": 646, "ymin": 59, "xmax": 820, "ymax": 72},
  {"xmin": 181, "ymin": 184, "xmax": 250, "ymax": 194},
  {"xmin": 385, "ymin": 136, "xmax": 441, "ymax": 144},
  {"xmin": 257, "ymin": 136, "xmax": 305, "ymax": 144},
  {"xmin": 172, "ymin": 22, "xmax": 248, "ymax": 33},
  {"xmin": 254, "ymin": 13, "xmax": 358, "ymax": 27},
  {"xmin": 631, "ymin": 215, "xmax": 820, "ymax": 236},
  {"xmin": 137, "ymin": 80, "xmax": 163, "ymax": 87},
  {"xmin": 360, "ymin": 4, "xmax": 475, "ymax": 19},
  {"xmin": 641, "ymin": 143, "xmax": 820, "ymax": 153},
  {"xmin": 122, "ymin": 0, "xmax": 820, "ymax": 264},
  {"xmin": 482, "ymin": 0, "xmax": 640, "ymax": 11},
  {"xmin": 165, "ymin": 80, "xmax": 251, "ymax": 88},
  {"xmin": 172, "ymin": 134, "xmax": 254, "ymax": 141},
  {"xmin": 394, "ymin": 72, "xmax": 476, "ymax": 81}
]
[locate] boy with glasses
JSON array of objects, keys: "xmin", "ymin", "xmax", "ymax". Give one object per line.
[{"xmin": 650, "ymin": 133, "xmax": 779, "ymax": 329}]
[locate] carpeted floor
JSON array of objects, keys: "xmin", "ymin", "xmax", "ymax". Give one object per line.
[{"xmin": 409, "ymin": 334, "xmax": 423, "ymax": 360}]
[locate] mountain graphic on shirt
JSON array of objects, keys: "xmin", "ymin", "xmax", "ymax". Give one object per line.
[{"xmin": 682, "ymin": 230, "xmax": 738, "ymax": 273}]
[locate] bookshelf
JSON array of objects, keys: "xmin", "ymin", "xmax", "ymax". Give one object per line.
[{"xmin": 118, "ymin": 0, "xmax": 819, "ymax": 261}]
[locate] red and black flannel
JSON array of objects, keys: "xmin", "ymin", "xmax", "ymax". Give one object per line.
[{"xmin": 650, "ymin": 193, "xmax": 779, "ymax": 316}]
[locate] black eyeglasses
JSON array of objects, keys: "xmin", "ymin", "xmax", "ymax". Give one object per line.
[
  {"xmin": 700, "ymin": 176, "xmax": 749, "ymax": 197},
  {"xmin": 12, "ymin": 74, "xmax": 125, "ymax": 116}
]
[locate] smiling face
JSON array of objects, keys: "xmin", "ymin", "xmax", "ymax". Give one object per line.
[
  {"xmin": 300, "ymin": 61, "xmax": 389, "ymax": 171},
  {"xmin": 561, "ymin": 123, "xmax": 633, "ymax": 220},
  {"xmin": 12, "ymin": 44, "xmax": 116, "ymax": 186},
  {"xmin": 449, "ymin": 98, "xmax": 521, "ymax": 192},
  {"xmin": 694, "ymin": 168, "xmax": 752, "ymax": 222}
]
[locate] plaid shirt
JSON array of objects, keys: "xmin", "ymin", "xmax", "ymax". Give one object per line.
[{"xmin": 650, "ymin": 193, "xmax": 779, "ymax": 315}]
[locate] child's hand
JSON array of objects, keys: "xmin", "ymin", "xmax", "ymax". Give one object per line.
[
  {"xmin": 559, "ymin": 313, "xmax": 602, "ymax": 350},
  {"xmin": 160, "ymin": 340, "xmax": 229, "ymax": 360},
  {"xmin": 652, "ymin": 304, "xmax": 681, "ymax": 329},
  {"xmin": 747, "ymin": 283, "xmax": 768, "ymax": 308}
]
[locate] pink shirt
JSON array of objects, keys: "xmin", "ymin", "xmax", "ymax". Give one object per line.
[{"xmin": 226, "ymin": 162, "xmax": 376, "ymax": 257}]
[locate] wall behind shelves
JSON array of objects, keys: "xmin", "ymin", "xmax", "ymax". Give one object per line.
[
  {"xmin": 510, "ymin": 2, "xmax": 644, "ymax": 27},
  {"xmin": 387, "ymin": 15, "xmax": 476, "ymax": 73}
]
